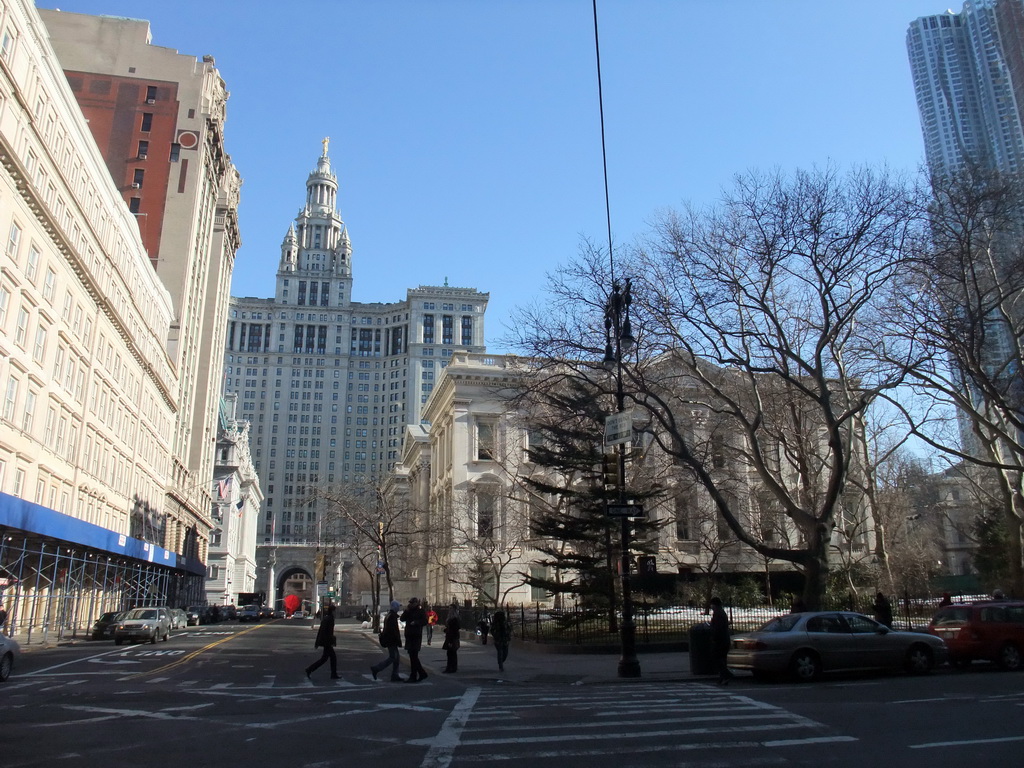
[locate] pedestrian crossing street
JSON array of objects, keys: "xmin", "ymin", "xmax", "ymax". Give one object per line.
[{"xmin": 418, "ymin": 684, "xmax": 857, "ymax": 767}]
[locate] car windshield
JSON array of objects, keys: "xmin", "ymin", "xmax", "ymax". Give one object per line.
[
  {"xmin": 757, "ymin": 614, "xmax": 801, "ymax": 633},
  {"xmin": 126, "ymin": 609, "xmax": 157, "ymax": 620}
]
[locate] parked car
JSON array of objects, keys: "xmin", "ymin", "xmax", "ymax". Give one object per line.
[
  {"xmin": 927, "ymin": 600, "xmax": 1024, "ymax": 670},
  {"xmin": 169, "ymin": 608, "xmax": 188, "ymax": 630},
  {"xmin": 727, "ymin": 611, "xmax": 947, "ymax": 682},
  {"xmin": 184, "ymin": 606, "xmax": 205, "ymax": 626},
  {"xmin": 273, "ymin": 609, "xmax": 286, "ymax": 619},
  {"xmin": 0, "ymin": 633, "xmax": 20, "ymax": 681},
  {"xmin": 114, "ymin": 607, "xmax": 171, "ymax": 645},
  {"xmin": 90, "ymin": 611, "xmax": 126, "ymax": 640},
  {"xmin": 237, "ymin": 604, "xmax": 260, "ymax": 622}
]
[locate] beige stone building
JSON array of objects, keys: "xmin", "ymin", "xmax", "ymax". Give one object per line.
[
  {"xmin": 393, "ymin": 353, "xmax": 873, "ymax": 609},
  {"xmin": 0, "ymin": 0, "xmax": 241, "ymax": 639},
  {"xmin": 39, "ymin": 8, "xmax": 243, "ymax": 594}
]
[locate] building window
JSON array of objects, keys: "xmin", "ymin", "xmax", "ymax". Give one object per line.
[
  {"xmin": 2, "ymin": 374, "xmax": 18, "ymax": 422},
  {"xmin": 129, "ymin": 198, "xmax": 141, "ymax": 214},
  {"xmin": 169, "ymin": 143, "xmax": 181, "ymax": 162},
  {"xmin": 476, "ymin": 419, "xmax": 496, "ymax": 461},
  {"xmin": 137, "ymin": 140, "xmax": 149, "ymax": 159},
  {"xmin": 43, "ymin": 269, "xmax": 56, "ymax": 302},
  {"xmin": 1, "ymin": 28, "xmax": 15, "ymax": 61},
  {"xmin": 14, "ymin": 307, "xmax": 28, "ymax": 347},
  {"xmin": 32, "ymin": 324, "xmax": 47, "ymax": 363},
  {"xmin": 140, "ymin": 112, "xmax": 153, "ymax": 132},
  {"xmin": 133, "ymin": 168, "xmax": 145, "ymax": 188},
  {"xmin": 6, "ymin": 222, "xmax": 21, "ymax": 259},
  {"xmin": 674, "ymin": 496, "xmax": 692, "ymax": 540},
  {"xmin": 476, "ymin": 484, "xmax": 499, "ymax": 539},
  {"xmin": 146, "ymin": 85, "xmax": 157, "ymax": 102},
  {"xmin": 25, "ymin": 245, "xmax": 39, "ymax": 282}
]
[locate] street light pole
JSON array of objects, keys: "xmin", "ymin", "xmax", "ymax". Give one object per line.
[{"xmin": 604, "ymin": 278, "xmax": 641, "ymax": 678}]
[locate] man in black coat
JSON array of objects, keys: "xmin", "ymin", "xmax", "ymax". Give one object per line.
[
  {"xmin": 401, "ymin": 597, "xmax": 428, "ymax": 682},
  {"xmin": 305, "ymin": 604, "xmax": 338, "ymax": 680},
  {"xmin": 370, "ymin": 600, "xmax": 404, "ymax": 681},
  {"xmin": 709, "ymin": 597, "xmax": 734, "ymax": 685}
]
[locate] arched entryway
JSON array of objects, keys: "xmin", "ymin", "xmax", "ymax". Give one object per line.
[{"xmin": 277, "ymin": 567, "xmax": 314, "ymax": 615}]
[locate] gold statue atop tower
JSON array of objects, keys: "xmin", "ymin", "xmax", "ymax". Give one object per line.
[{"xmin": 322, "ymin": 136, "xmax": 330, "ymax": 156}]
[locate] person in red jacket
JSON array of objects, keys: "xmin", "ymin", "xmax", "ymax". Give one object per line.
[{"xmin": 426, "ymin": 605, "xmax": 439, "ymax": 645}]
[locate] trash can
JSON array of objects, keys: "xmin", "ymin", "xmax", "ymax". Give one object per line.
[{"xmin": 688, "ymin": 622, "xmax": 716, "ymax": 676}]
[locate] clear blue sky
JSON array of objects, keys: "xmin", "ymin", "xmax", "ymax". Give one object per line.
[{"xmin": 39, "ymin": 1, "xmax": 946, "ymax": 350}]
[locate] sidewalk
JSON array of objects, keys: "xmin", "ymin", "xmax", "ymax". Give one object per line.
[{"xmin": 352, "ymin": 627, "xmax": 707, "ymax": 685}]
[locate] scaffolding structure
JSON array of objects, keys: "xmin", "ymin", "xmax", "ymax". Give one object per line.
[{"xmin": 0, "ymin": 525, "xmax": 205, "ymax": 645}]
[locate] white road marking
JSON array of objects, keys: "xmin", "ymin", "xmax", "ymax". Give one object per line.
[
  {"xmin": 763, "ymin": 736, "xmax": 859, "ymax": 747},
  {"xmin": 418, "ymin": 687, "xmax": 481, "ymax": 768},
  {"xmin": 910, "ymin": 735, "xmax": 1024, "ymax": 749},
  {"xmin": 24, "ymin": 646, "xmax": 138, "ymax": 675}
]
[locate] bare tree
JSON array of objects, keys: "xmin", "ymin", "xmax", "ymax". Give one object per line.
[
  {"xmin": 512, "ymin": 166, "xmax": 920, "ymax": 609},
  {"xmin": 437, "ymin": 488, "xmax": 534, "ymax": 609},
  {"xmin": 886, "ymin": 166, "xmax": 1024, "ymax": 595},
  {"xmin": 313, "ymin": 485, "xmax": 420, "ymax": 629}
]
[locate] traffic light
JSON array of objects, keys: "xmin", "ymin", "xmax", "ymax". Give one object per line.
[{"xmin": 602, "ymin": 452, "xmax": 621, "ymax": 488}]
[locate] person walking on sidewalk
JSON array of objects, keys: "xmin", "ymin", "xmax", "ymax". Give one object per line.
[
  {"xmin": 305, "ymin": 604, "xmax": 339, "ymax": 680},
  {"xmin": 873, "ymin": 592, "xmax": 894, "ymax": 628},
  {"xmin": 425, "ymin": 604, "xmax": 438, "ymax": 645},
  {"xmin": 401, "ymin": 597, "xmax": 428, "ymax": 683},
  {"xmin": 370, "ymin": 600, "xmax": 403, "ymax": 681},
  {"xmin": 708, "ymin": 597, "xmax": 733, "ymax": 685},
  {"xmin": 442, "ymin": 610, "xmax": 461, "ymax": 673},
  {"xmin": 491, "ymin": 609, "xmax": 511, "ymax": 672}
]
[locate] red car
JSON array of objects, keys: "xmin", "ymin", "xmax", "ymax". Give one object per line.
[{"xmin": 927, "ymin": 600, "xmax": 1024, "ymax": 670}]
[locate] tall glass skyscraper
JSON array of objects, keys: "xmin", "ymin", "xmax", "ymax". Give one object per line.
[{"xmin": 907, "ymin": 0, "xmax": 1024, "ymax": 174}]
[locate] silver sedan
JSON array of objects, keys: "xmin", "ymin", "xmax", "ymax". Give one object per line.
[
  {"xmin": 727, "ymin": 611, "xmax": 948, "ymax": 682},
  {"xmin": 0, "ymin": 632, "xmax": 20, "ymax": 681}
]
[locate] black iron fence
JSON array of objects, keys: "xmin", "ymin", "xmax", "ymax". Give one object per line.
[{"xmin": 493, "ymin": 592, "xmax": 967, "ymax": 647}]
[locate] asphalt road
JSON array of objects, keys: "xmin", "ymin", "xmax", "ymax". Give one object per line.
[{"xmin": 3, "ymin": 620, "xmax": 1023, "ymax": 768}]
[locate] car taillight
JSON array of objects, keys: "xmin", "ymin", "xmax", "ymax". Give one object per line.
[{"xmin": 735, "ymin": 639, "xmax": 768, "ymax": 651}]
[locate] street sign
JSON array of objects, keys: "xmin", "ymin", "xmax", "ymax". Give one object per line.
[
  {"xmin": 607, "ymin": 503, "xmax": 645, "ymax": 518},
  {"xmin": 604, "ymin": 410, "xmax": 633, "ymax": 447},
  {"xmin": 316, "ymin": 581, "xmax": 328, "ymax": 597}
]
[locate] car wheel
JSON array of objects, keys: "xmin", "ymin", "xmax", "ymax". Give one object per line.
[
  {"xmin": 998, "ymin": 642, "xmax": 1022, "ymax": 671},
  {"xmin": 790, "ymin": 650, "xmax": 821, "ymax": 683},
  {"xmin": 0, "ymin": 651, "xmax": 12, "ymax": 681},
  {"xmin": 905, "ymin": 644, "xmax": 934, "ymax": 674},
  {"xmin": 150, "ymin": 632, "xmax": 157, "ymax": 645},
  {"xmin": 163, "ymin": 629, "xmax": 169, "ymax": 642}
]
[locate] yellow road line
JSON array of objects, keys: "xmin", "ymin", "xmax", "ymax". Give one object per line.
[{"xmin": 128, "ymin": 622, "xmax": 270, "ymax": 678}]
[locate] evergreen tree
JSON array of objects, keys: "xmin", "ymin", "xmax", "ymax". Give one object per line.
[{"xmin": 518, "ymin": 376, "xmax": 661, "ymax": 626}]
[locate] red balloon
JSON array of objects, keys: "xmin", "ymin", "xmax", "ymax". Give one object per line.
[{"xmin": 284, "ymin": 594, "xmax": 300, "ymax": 614}]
